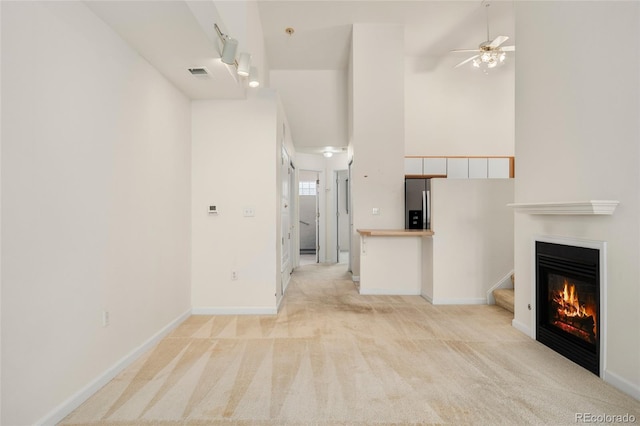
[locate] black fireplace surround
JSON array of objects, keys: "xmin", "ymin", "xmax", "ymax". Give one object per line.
[{"xmin": 536, "ymin": 241, "xmax": 600, "ymax": 375}]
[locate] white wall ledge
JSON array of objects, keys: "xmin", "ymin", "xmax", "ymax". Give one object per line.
[{"xmin": 508, "ymin": 200, "xmax": 619, "ymax": 215}]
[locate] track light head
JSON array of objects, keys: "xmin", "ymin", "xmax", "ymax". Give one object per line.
[
  {"xmin": 220, "ymin": 37, "xmax": 238, "ymax": 65},
  {"xmin": 248, "ymin": 67, "xmax": 260, "ymax": 88},
  {"xmin": 237, "ymin": 53, "xmax": 251, "ymax": 77}
]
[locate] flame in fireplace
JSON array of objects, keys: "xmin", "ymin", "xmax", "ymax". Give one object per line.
[
  {"xmin": 556, "ymin": 281, "xmax": 588, "ymax": 318},
  {"xmin": 551, "ymin": 279, "xmax": 597, "ymax": 342}
]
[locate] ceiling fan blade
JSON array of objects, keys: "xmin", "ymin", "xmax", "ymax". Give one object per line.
[
  {"xmin": 501, "ymin": 45, "xmax": 515, "ymax": 52},
  {"xmin": 454, "ymin": 55, "xmax": 479, "ymax": 69},
  {"xmin": 450, "ymin": 49, "xmax": 481, "ymax": 53},
  {"xmin": 489, "ymin": 35, "xmax": 509, "ymax": 48}
]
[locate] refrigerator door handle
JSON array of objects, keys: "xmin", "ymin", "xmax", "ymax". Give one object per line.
[{"xmin": 422, "ymin": 190, "xmax": 427, "ymax": 229}]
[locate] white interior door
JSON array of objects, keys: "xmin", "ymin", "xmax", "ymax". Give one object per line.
[
  {"xmin": 336, "ymin": 170, "xmax": 350, "ymax": 264},
  {"xmin": 281, "ymin": 148, "xmax": 292, "ymax": 294},
  {"xmin": 348, "ymin": 160, "xmax": 353, "ymax": 272},
  {"xmin": 315, "ymin": 176, "xmax": 320, "ymax": 263}
]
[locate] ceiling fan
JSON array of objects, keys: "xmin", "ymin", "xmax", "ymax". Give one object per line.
[{"xmin": 451, "ymin": 3, "xmax": 515, "ymax": 70}]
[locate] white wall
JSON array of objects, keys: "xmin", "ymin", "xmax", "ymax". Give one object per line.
[
  {"xmin": 514, "ymin": 1, "xmax": 640, "ymax": 398},
  {"xmin": 269, "ymin": 70, "xmax": 348, "ymax": 149},
  {"xmin": 351, "ymin": 24, "xmax": 405, "ymax": 277},
  {"xmin": 1, "ymin": 2, "xmax": 192, "ymax": 424},
  {"xmin": 427, "ymin": 179, "xmax": 514, "ymax": 304},
  {"xmin": 360, "ymin": 236, "xmax": 422, "ymax": 295},
  {"xmin": 191, "ymin": 92, "xmax": 279, "ymax": 314},
  {"xmin": 405, "ymin": 55, "xmax": 514, "ymax": 156}
]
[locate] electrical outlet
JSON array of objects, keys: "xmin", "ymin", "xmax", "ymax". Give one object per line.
[
  {"xmin": 231, "ymin": 271, "xmax": 238, "ymax": 281},
  {"xmin": 243, "ymin": 207, "xmax": 255, "ymax": 217},
  {"xmin": 102, "ymin": 310, "xmax": 110, "ymax": 327},
  {"xmin": 372, "ymin": 207, "xmax": 380, "ymax": 215}
]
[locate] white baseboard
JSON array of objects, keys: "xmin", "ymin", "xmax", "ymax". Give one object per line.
[
  {"xmin": 359, "ymin": 288, "xmax": 421, "ymax": 296},
  {"xmin": 276, "ymin": 294, "xmax": 284, "ymax": 312},
  {"xmin": 509, "ymin": 320, "xmax": 640, "ymax": 401},
  {"xmin": 192, "ymin": 306, "xmax": 277, "ymax": 315},
  {"xmin": 430, "ymin": 297, "xmax": 486, "ymax": 305},
  {"xmin": 421, "ymin": 294, "xmax": 433, "ymax": 304},
  {"xmin": 603, "ymin": 369, "xmax": 640, "ymax": 401},
  {"xmin": 486, "ymin": 269, "xmax": 514, "ymax": 304},
  {"xmin": 36, "ymin": 309, "xmax": 191, "ymax": 426},
  {"xmin": 511, "ymin": 318, "xmax": 532, "ymax": 337}
]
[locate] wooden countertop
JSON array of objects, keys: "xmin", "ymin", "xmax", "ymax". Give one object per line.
[{"xmin": 357, "ymin": 229, "xmax": 434, "ymax": 237}]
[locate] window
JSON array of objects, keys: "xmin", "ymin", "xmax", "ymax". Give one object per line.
[{"xmin": 299, "ymin": 181, "xmax": 316, "ymax": 196}]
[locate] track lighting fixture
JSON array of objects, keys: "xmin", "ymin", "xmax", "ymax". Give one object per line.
[
  {"xmin": 237, "ymin": 53, "xmax": 251, "ymax": 77},
  {"xmin": 220, "ymin": 37, "xmax": 238, "ymax": 65},
  {"xmin": 214, "ymin": 23, "xmax": 260, "ymax": 88},
  {"xmin": 248, "ymin": 67, "xmax": 260, "ymax": 88}
]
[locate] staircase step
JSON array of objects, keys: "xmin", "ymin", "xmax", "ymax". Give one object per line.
[{"xmin": 493, "ymin": 288, "xmax": 514, "ymax": 313}]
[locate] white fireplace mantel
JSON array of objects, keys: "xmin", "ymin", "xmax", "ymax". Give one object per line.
[{"xmin": 508, "ymin": 200, "xmax": 619, "ymax": 215}]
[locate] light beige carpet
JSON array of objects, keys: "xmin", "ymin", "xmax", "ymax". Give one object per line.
[{"xmin": 61, "ymin": 263, "xmax": 640, "ymax": 425}]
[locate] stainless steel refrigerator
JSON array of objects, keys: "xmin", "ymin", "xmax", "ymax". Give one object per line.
[{"xmin": 405, "ymin": 178, "xmax": 431, "ymax": 229}]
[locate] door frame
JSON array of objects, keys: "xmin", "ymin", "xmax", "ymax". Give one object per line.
[
  {"xmin": 335, "ymin": 169, "xmax": 350, "ymax": 267},
  {"xmin": 297, "ymin": 169, "xmax": 325, "ymax": 264}
]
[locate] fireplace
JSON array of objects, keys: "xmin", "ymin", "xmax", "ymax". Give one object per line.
[{"xmin": 536, "ymin": 240, "xmax": 601, "ymax": 375}]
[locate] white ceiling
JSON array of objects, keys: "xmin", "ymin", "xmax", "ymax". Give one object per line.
[
  {"xmin": 87, "ymin": 0, "xmax": 515, "ymax": 154},
  {"xmin": 86, "ymin": 0, "xmax": 247, "ymax": 100},
  {"xmin": 259, "ymin": 1, "xmax": 515, "ymax": 70}
]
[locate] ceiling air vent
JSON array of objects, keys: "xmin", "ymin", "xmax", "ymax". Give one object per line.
[{"xmin": 188, "ymin": 67, "xmax": 210, "ymax": 77}]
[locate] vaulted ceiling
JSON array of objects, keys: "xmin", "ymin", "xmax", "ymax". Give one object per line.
[
  {"xmin": 260, "ymin": 1, "xmax": 514, "ymax": 69},
  {"xmin": 87, "ymin": 0, "xmax": 515, "ymax": 154}
]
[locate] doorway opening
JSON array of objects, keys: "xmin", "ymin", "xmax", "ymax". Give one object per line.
[{"xmin": 299, "ymin": 170, "xmax": 320, "ymax": 266}]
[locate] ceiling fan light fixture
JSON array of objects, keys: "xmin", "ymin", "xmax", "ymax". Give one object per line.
[
  {"xmin": 471, "ymin": 50, "xmax": 505, "ymax": 70},
  {"xmin": 450, "ymin": 3, "xmax": 514, "ymax": 71}
]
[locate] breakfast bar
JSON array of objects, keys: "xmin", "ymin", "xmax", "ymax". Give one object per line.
[{"xmin": 357, "ymin": 229, "xmax": 433, "ymax": 295}]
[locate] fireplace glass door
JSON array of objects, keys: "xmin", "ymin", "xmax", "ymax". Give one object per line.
[{"xmin": 536, "ymin": 241, "xmax": 600, "ymax": 375}]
